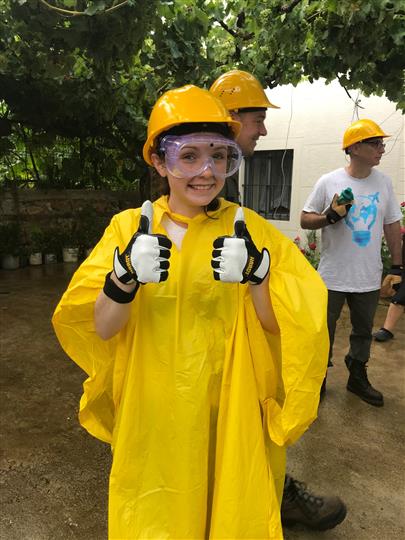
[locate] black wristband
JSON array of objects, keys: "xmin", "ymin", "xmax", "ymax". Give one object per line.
[
  {"xmin": 103, "ymin": 271, "xmax": 139, "ymax": 303},
  {"xmin": 325, "ymin": 208, "xmax": 343, "ymax": 225},
  {"xmin": 391, "ymin": 265, "xmax": 404, "ymax": 270}
]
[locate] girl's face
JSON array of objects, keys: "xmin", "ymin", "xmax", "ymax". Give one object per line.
[{"xmin": 151, "ymin": 133, "xmax": 241, "ymax": 218}]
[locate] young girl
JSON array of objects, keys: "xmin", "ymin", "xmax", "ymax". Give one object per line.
[{"xmin": 53, "ymin": 85, "xmax": 328, "ymax": 539}]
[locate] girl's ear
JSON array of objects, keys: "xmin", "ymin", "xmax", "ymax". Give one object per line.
[{"xmin": 151, "ymin": 153, "xmax": 167, "ymax": 177}]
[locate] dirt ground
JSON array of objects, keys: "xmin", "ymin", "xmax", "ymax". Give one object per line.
[{"xmin": 1, "ymin": 263, "xmax": 404, "ymax": 540}]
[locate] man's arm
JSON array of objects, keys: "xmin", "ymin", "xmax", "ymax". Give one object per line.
[
  {"xmin": 383, "ymin": 221, "xmax": 402, "ymax": 266},
  {"xmin": 301, "ymin": 193, "xmax": 352, "ymax": 230},
  {"xmin": 300, "ymin": 211, "xmax": 329, "ymax": 230}
]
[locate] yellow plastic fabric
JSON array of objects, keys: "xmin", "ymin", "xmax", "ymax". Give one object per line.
[{"xmin": 52, "ymin": 196, "xmax": 328, "ymax": 539}]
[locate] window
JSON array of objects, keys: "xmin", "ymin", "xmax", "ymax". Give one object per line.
[{"xmin": 243, "ymin": 149, "xmax": 293, "ymax": 221}]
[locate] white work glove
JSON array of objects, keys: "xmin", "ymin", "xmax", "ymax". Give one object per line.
[
  {"xmin": 211, "ymin": 207, "xmax": 270, "ymax": 284},
  {"xmin": 113, "ymin": 200, "xmax": 172, "ymax": 284}
]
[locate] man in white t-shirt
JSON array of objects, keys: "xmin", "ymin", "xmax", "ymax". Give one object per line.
[{"xmin": 301, "ymin": 118, "xmax": 403, "ymax": 407}]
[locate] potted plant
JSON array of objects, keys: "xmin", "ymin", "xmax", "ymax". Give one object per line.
[
  {"xmin": 0, "ymin": 221, "xmax": 23, "ymax": 270},
  {"xmin": 61, "ymin": 219, "xmax": 80, "ymax": 263},
  {"xmin": 77, "ymin": 207, "xmax": 107, "ymax": 258},
  {"xmin": 41, "ymin": 225, "xmax": 62, "ymax": 264},
  {"xmin": 28, "ymin": 225, "xmax": 44, "ymax": 265}
]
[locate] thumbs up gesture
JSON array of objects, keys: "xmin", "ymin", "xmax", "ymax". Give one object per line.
[
  {"xmin": 113, "ymin": 200, "xmax": 172, "ymax": 284},
  {"xmin": 211, "ymin": 207, "xmax": 270, "ymax": 284}
]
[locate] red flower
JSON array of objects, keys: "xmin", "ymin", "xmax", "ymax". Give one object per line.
[
  {"xmin": 400, "ymin": 201, "xmax": 405, "ymax": 207},
  {"xmin": 401, "ymin": 227, "xmax": 405, "ymax": 235},
  {"xmin": 308, "ymin": 242, "xmax": 317, "ymax": 250},
  {"xmin": 294, "ymin": 235, "xmax": 301, "ymax": 243},
  {"xmin": 300, "ymin": 248, "xmax": 306, "ymax": 254}
]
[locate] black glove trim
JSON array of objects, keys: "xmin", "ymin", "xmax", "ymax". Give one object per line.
[
  {"xmin": 325, "ymin": 208, "xmax": 343, "ymax": 225},
  {"xmin": 103, "ymin": 272, "xmax": 139, "ymax": 304}
]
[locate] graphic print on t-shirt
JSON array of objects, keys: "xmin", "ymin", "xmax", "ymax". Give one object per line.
[{"xmin": 345, "ymin": 192, "xmax": 379, "ymax": 247}]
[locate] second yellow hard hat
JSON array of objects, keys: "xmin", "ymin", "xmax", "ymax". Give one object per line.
[
  {"xmin": 210, "ymin": 70, "xmax": 279, "ymax": 111},
  {"xmin": 342, "ymin": 119, "xmax": 389, "ymax": 149}
]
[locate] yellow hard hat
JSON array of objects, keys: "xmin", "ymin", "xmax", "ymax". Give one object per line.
[
  {"xmin": 143, "ymin": 85, "xmax": 242, "ymax": 165},
  {"xmin": 209, "ymin": 70, "xmax": 279, "ymax": 111},
  {"xmin": 342, "ymin": 118, "xmax": 389, "ymax": 149}
]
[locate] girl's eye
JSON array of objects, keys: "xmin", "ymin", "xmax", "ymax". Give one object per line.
[
  {"xmin": 212, "ymin": 151, "xmax": 227, "ymax": 160},
  {"xmin": 180, "ymin": 152, "xmax": 197, "ymax": 162}
]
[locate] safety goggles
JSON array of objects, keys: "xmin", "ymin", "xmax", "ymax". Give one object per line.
[
  {"xmin": 159, "ymin": 134, "xmax": 242, "ymax": 179},
  {"xmin": 360, "ymin": 138, "xmax": 385, "ymax": 149}
]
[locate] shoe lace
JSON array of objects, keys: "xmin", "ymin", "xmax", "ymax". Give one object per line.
[{"xmin": 285, "ymin": 477, "xmax": 324, "ymax": 512}]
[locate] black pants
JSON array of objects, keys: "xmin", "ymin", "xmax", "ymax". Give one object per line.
[{"xmin": 327, "ymin": 289, "xmax": 380, "ymax": 365}]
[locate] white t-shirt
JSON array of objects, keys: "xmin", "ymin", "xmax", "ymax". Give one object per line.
[
  {"xmin": 303, "ymin": 167, "xmax": 402, "ymax": 292},
  {"xmin": 162, "ymin": 215, "xmax": 187, "ymax": 250}
]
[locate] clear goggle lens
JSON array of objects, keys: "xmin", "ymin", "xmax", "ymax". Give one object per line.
[{"xmin": 159, "ymin": 134, "xmax": 242, "ymax": 179}]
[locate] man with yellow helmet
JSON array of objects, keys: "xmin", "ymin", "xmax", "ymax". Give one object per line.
[
  {"xmin": 211, "ymin": 69, "xmax": 347, "ymax": 532},
  {"xmin": 301, "ymin": 118, "xmax": 402, "ymax": 407}
]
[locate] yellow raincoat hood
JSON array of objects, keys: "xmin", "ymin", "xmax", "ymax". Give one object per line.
[{"xmin": 53, "ymin": 196, "xmax": 328, "ymax": 539}]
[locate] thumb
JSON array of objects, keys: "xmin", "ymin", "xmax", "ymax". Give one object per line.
[
  {"xmin": 233, "ymin": 206, "xmax": 246, "ymax": 238},
  {"xmin": 138, "ymin": 200, "xmax": 153, "ymax": 234}
]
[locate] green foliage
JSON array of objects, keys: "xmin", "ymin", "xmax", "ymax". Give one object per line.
[
  {"xmin": 40, "ymin": 225, "xmax": 64, "ymax": 255},
  {"xmin": 0, "ymin": 221, "xmax": 22, "ymax": 255},
  {"xmin": 28, "ymin": 225, "xmax": 45, "ymax": 252},
  {"xmin": 0, "ymin": 0, "xmax": 403, "ymax": 190},
  {"xmin": 0, "ymin": 0, "xmax": 159, "ymax": 187},
  {"xmin": 210, "ymin": 0, "xmax": 405, "ymax": 110},
  {"xmin": 75, "ymin": 205, "xmax": 109, "ymax": 248}
]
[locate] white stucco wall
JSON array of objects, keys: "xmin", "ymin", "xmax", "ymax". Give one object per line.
[{"xmin": 243, "ymin": 79, "xmax": 404, "ymax": 239}]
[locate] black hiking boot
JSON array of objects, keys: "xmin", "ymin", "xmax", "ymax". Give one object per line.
[
  {"xmin": 345, "ymin": 355, "xmax": 384, "ymax": 407},
  {"xmin": 281, "ymin": 475, "xmax": 347, "ymax": 531}
]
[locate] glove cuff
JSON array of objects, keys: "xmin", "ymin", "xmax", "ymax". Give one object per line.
[
  {"xmin": 103, "ymin": 272, "xmax": 139, "ymax": 303},
  {"xmin": 325, "ymin": 208, "xmax": 343, "ymax": 225},
  {"xmin": 389, "ymin": 265, "xmax": 404, "ymax": 276}
]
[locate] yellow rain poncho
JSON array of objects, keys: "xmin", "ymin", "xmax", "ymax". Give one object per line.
[{"xmin": 52, "ymin": 196, "xmax": 328, "ymax": 539}]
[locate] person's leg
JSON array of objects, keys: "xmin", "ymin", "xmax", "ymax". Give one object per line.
[
  {"xmin": 346, "ymin": 290, "xmax": 380, "ymax": 362},
  {"xmin": 280, "ymin": 290, "xmax": 348, "ymax": 530},
  {"xmin": 321, "ymin": 290, "xmax": 346, "ymax": 397},
  {"xmin": 374, "ymin": 302, "xmax": 404, "ymax": 341},
  {"xmin": 382, "ymin": 302, "xmax": 404, "ymax": 333},
  {"xmin": 327, "ymin": 290, "xmax": 347, "ymax": 361},
  {"xmin": 281, "ymin": 475, "xmax": 347, "ymax": 531},
  {"xmin": 374, "ymin": 280, "xmax": 405, "ymax": 340},
  {"xmin": 345, "ymin": 290, "xmax": 383, "ymax": 406}
]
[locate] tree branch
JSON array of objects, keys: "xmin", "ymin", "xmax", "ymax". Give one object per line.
[{"xmin": 214, "ymin": 18, "xmax": 238, "ymax": 38}]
